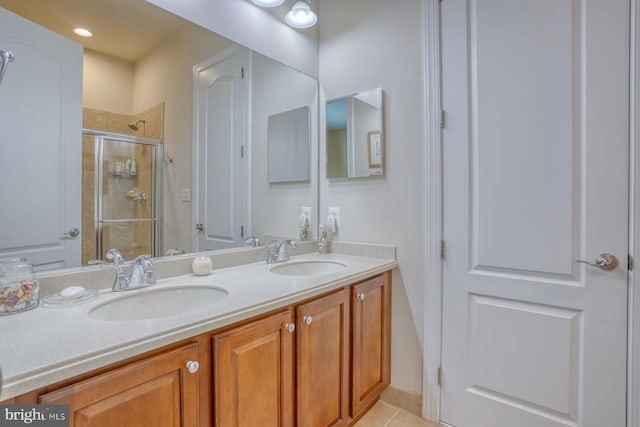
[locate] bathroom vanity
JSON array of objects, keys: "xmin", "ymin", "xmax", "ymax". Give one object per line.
[{"xmin": 0, "ymin": 247, "xmax": 396, "ymax": 427}]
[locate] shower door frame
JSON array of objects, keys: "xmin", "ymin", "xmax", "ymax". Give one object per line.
[{"xmin": 84, "ymin": 129, "xmax": 163, "ymax": 261}]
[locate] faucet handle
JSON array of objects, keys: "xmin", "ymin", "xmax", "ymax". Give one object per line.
[
  {"xmin": 134, "ymin": 255, "xmax": 154, "ymax": 274},
  {"xmin": 106, "ymin": 249, "xmax": 125, "ymax": 266},
  {"xmin": 244, "ymin": 235, "xmax": 263, "ymax": 247},
  {"xmin": 276, "ymin": 240, "xmax": 297, "ymax": 262},
  {"xmin": 280, "ymin": 240, "xmax": 297, "ymax": 248}
]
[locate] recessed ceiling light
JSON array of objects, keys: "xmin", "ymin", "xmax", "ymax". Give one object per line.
[
  {"xmin": 251, "ymin": 0, "xmax": 285, "ymax": 7},
  {"xmin": 73, "ymin": 28, "xmax": 93, "ymax": 38}
]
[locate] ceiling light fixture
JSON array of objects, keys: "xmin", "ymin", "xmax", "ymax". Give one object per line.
[
  {"xmin": 73, "ymin": 28, "xmax": 93, "ymax": 37},
  {"xmin": 251, "ymin": 0, "xmax": 285, "ymax": 7},
  {"xmin": 285, "ymin": 0, "xmax": 317, "ymax": 29}
]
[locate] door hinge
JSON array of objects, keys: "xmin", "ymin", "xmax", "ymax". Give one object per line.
[
  {"xmin": 629, "ymin": 254, "xmax": 634, "ymax": 271},
  {"xmin": 440, "ymin": 109, "xmax": 446, "ymax": 129},
  {"xmin": 240, "ymin": 225, "xmax": 244, "ymax": 239},
  {"xmin": 437, "ymin": 366, "xmax": 442, "ymax": 386},
  {"xmin": 240, "ymin": 145, "xmax": 244, "ymax": 158},
  {"xmin": 440, "ymin": 240, "xmax": 446, "ymax": 260},
  {"xmin": 241, "ymin": 67, "xmax": 245, "ymax": 79}
]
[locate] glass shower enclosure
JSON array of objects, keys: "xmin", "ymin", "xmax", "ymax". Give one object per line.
[{"xmin": 82, "ymin": 130, "xmax": 162, "ymax": 265}]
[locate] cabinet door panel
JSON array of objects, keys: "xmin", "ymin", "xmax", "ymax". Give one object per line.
[
  {"xmin": 297, "ymin": 290, "xmax": 350, "ymax": 427},
  {"xmin": 213, "ymin": 310, "xmax": 294, "ymax": 427},
  {"xmin": 351, "ymin": 272, "xmax": 391, "ymax": 416},
  {"xmin": 39, "ymin": 343, "xmax": 199, "ymax": 427}
]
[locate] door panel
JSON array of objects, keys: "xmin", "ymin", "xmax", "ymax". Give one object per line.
[
  {"xmin": 468, "ymin": 295, "xmax": 580, "ymax": 419},
  {"xmin": 440, "ymin": 0, "xmax": 629, "ymax": 426},
  {"xmin": 0, "ymin": 8, "xmax": 82, "ymax": 270}
]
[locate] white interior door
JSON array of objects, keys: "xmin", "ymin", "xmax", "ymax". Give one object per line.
[
  {"xmin": 0, "ymin": 8, "xmax": 82, "ymax": 270},
  {"xmin": 440, "ymin": 1, "xmax": 629, "ymax": 426},
  {"xmin": 193, "ymin": 47, "xmax": 247, "ymax": 251}
]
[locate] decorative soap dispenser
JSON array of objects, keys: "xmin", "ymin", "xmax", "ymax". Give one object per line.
[
  {"xmin": 318, "ymin": 224, "xmax": 328, "ymax": 254},
  {"xmin": 299, "ymin": 213, "xmax": 310, "ymax": 240}
]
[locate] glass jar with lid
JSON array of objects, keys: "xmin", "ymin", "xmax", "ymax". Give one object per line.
[{"xmin": 0, "ymin": 258, "xmax": 39, "ymax": 315}]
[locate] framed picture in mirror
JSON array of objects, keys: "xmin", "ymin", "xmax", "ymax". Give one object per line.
[{"xmin": 368, "ymin": 131, "xmax": 381, "ymax": 168}]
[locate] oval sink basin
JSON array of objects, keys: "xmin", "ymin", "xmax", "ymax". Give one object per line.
[
  {"xmin": 89, "ymin": 285, "xmax": 228, "ymax": 321},
  {"xmin": 270, "ymin": 260, "xmax": 347, "ymax": 277}
]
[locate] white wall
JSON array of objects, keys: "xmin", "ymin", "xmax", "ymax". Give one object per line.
[
  {"xmin": 145, "ymin": 0, "xmax": 318, "ymax": 78},
  {"xmin": 133, "ymin": 24, "xmax": 232, "ymax": 254},
  {"xmin": 319, "ymin": 0, "xmax": 426, "ymax": 395},
  {"xmin": 83, "ymin": 49, "xmax": 133, "ymax": 114}
]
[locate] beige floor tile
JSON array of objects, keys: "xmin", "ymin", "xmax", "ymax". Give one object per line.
[
  {"xmin": 388, "ymin": 407, "xmax": 440, "ymax": 427},
  {"xmin": 354, "ymin": 401, "xmax": 440, "ymax": 427},
  {"xmin": 354, "ymin": 400, "xmax": 399, "ymax": 426}
]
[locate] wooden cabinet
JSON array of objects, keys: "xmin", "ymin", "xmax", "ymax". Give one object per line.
[
  {"xmin": 212, "ymin": 273, "xmax": 390, "ymax": 427},
  {"xmin": 296, "ymin": 289, "xmax": 350, "ymax": 427},
  {"xmin": 212, "ymin": 310, "xmax": 295, "ymax": 427},
  {"xmin": 14, "ymin": 271, "xmax": 392, "ymax": 427},
  {"xmin": 212, "ymin": 291, "xmax": 350, "ymax": 427},
  {"xmin": 351, "ymin": 272, "xmax": 391, "ymax": 416},
  {"xmin": 38, "ymin": 343, "xmax": 200, "ymax": 427}
]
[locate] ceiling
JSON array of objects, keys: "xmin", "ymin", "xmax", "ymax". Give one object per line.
[{"xmin": 0, "ymin": 0, "xmax": 189, "ymax": 62}]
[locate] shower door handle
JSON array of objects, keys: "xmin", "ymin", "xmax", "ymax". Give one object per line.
[{"xmin": 63, "ymin": 228, "xmax": 80, "ymax": 239}]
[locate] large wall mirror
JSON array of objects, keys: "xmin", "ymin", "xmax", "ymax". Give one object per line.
[
  {"xmin": 326, "ymin": 88, "xmax": 384, "ymax": 179},
  {"xmin": 0, "ymin": 0, "xmax": 318, "ymax": 271}
]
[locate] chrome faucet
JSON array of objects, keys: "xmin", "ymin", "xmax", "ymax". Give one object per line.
[
  {"xmin": 266, "ymin": 240, "xmax": 297, "ymax": 264},
  {"xmin": 105, "ymin": 249, "xmax": 156, "ymax": 292},
  {"xmin": 130, "ymin": 255, "xmax": 156, "ymax": 289},
  {"xmin": 244, "ymin": 235, "xmax": 263, "ymax": 247},
  {"xmin": 106, "ymin": 248, "xmax": 129, "ymax": 291}
]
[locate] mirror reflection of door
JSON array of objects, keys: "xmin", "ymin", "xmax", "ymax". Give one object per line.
[
  {"xmin": 0, "ymin": 7, "xmax": 82, "ymax": 270},
  {"xmin": 194, "ymin": 47, "xmax": 248, "ymax": 251}
]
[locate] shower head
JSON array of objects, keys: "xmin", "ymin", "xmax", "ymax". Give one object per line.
[{"xmin": 128, "ymin": 119, "xmax": 146, "ymax": 131}]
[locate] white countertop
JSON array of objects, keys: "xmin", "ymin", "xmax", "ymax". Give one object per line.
[{"xmin": 0, "ymin": 252, "xmax": 397, "ymax": 400}]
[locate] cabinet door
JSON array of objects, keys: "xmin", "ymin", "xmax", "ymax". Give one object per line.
[
  {"xmin": 213, "ymin": 310, "xmax": 295, "ymax": 427},
  {"xmin": 297, "ymin": 289, "xmax": 350, "ymax": 427},
  {"xmin": 39, "ymin": 343, "xmax": 200, "ymax": 427},
  {"xmin": 351, "ymin": 272, "xmax": 391, "ymax": 416}
]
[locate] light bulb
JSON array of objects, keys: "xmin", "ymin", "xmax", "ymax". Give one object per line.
[{"xmin": 285, "ymin": 1, "xmax": 317, "ymax": 28}]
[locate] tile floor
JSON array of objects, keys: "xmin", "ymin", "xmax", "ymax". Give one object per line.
[{"xmin": 354, "ymin": 400, "xmax": 440, "ymax": 427}]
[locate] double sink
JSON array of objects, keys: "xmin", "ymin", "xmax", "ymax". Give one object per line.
[{"xmin": 88, "ymin": 260, "xmax": 347, "ymax": 322}]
